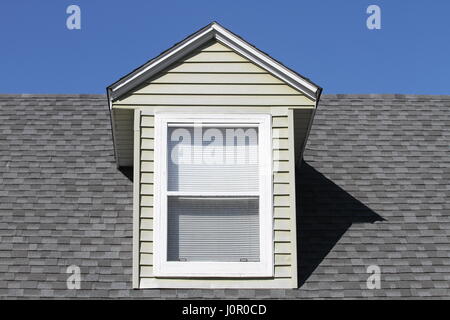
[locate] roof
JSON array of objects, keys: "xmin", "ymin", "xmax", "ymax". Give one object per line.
[
  {"xmin": 107, "ymin": 22, "xmax": 321, "ymax": 101},
  {"xmin": 0, "ymin": 93, "xmax": 449, "ymax": 299}
]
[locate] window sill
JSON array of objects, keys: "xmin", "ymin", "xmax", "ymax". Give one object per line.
[{"xmin": 153, "ymin": 261, "xmax": 273, "ymax": 278}]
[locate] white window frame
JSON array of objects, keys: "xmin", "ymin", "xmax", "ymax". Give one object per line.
[{"xmin": 153, "ymin": 113, "xmax": 273, "ymax": 278}]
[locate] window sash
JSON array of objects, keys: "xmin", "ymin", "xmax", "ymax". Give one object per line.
[
  {"xmin": 167, "ymin": 125, "xmax": 259, "ymax": 193},
  {"xmin": 153, "ymin": 114, "xmax": 273, "ymax": 277},
  {"xmin": 167, "ymin": 196, "xmax": 260, "ymax": 262}
]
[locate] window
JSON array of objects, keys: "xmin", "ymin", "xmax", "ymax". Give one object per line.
[{"xmin": 153, "ymin": 114, "xmax": 273, "ymax": 277}]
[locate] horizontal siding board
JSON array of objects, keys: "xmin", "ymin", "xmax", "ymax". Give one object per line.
[
  {"xmin": 272, "ymin": 116, "xmax": 288, "ymax": 127},
  {"xmin": 274, "ymin": 218, "xmax": 290, "ymax": 231},
  {"xmin": 141, "ymin": 150, "xmax": 154, "ymax": 161},
  {"xmin": 140, "ymin": 253, "xmax": 153, "ymax": 266},
  {"xmin": 273, "ymin": 172, "xmax": 290, "ymax": 184},
  {"xmin": 141, "ymin": 207, "xmax": 153, "ymax": 218},
  {"xmin": 140, "ymin": 242, "xmax": 153, "ymax": 253},
  {"xmin": 275, "ymin": 254, "xmax": 292, "ymax": 266},
  {"xmin": 274, "ymin": 195, "xmax": 290, "ymax": 207},
  {"xmin": 201, "ymin": 42, "xmax": 233, "ymax": 52},
  {"xmin": 272, "ymin": 128, "xmax": 289, "ymax": 138},
  {"xmin": 141, "ymin": 183, "xmax": 154, "ymax": 195},
  {"xmin": 275, "ymin": 230, "xmax": 291, "ymax": 242},
  {"xmin": 115, "ymin": 94, "xmax": 312, "ymax": 106},
  {"xmin": 273, "ymin": 150, "xmax": 289, "ymax": 160},
  {"xmin": 141, "ymin": 116, "xmax": 154, "ymax": 127},
  {"xmin": 140, "ymin": 266, "xmax": 154, "ymax": 277},
  {"xmin": 140, "ymin": 230, "xmax": 153, "ymax": 241},
  {"xmin": 273, "ymin": 138, "xmax": 289, "ymax": 150},
  {"xmin": 169, "ymin": 62, "xmax": 265, "ymax": 73},
  {"xmin": 273, "ymin": 160, "xmax": 290, "ymax": 172},
  {"xmin": 141, "ymin": 161, "xmax": 154, "ymax": 173},
  {"xmin": 141, "ymin": 195, "xmax": 153, "ymax": 206},
  {"xmin": 274, "ymin": 242, "xmax": 290, "ymax": 254},
  {"xmin": 140, "ymin": 218, "xmax": 153, "ymax": 230},
  {"xmin": 141, "ymin": 138, "xmax": 154, "ymax": 150},
  {"xmin": 141, "ymin": 127, "xmax": 154, "ymax": 138},
  {"xmin": 184, "ymin": 51, "xmax": 248, "ymax": 62},
  {"xmin": 135, "ymin": 83, "xmax": 301, "ymax": 95},
  {"xmin": 274, "ymin": 266, "xmax": 291, "ymax": 278},
  {"xmin": 274, "ymin": 183, "xmax": 290, "ymax": 195},
  {"xmin": 149, "ymin": 73, "xmax": 285, "ymax": 84},
  {"xmin": 274, "ymin": 207, "xmax": 291, "ymax": 219},
  {"xmin": 141, "ymin": 173, "xmax": 154, "ymax": 183}
]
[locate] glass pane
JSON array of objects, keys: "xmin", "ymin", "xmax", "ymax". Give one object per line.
[
  {"xmin": 167, "ymin": 126, "xmax": 259, "ymax": 192},
  {"xmin": 167, "ymin": 196, "xmax": 260, "ymax": 262}
]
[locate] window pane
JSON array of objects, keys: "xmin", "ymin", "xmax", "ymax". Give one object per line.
[
  {"xmin": 167, "ymin": 196, "xmax": 260, "ymax": 262},
  {"xmin": 167, "ymin": 126, "xmax": 258, "ymax": 192}
]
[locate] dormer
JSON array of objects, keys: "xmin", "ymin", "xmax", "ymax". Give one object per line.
[{"xmin": 107, "ymin": 22, "xmax": 321, "ymax": 289}]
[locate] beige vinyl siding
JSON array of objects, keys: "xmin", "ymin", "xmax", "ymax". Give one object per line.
[
  {"xmin": 112, "ymin": 41, "xmax": 314, "ymax": 166},
  {"xmin": 272, "ymin": 114, "xmax": 296, "ymax": 282},
  {"xmin": 113, "ymin": 41, "xmax": 314, "ymax": 108},
  {"xmin": 139, "ymin": 114, "xmax": 155, "ymax": 278},
  {"xmin": 137, "ymin": 112, "xmax": 297, "ymax": 288}
]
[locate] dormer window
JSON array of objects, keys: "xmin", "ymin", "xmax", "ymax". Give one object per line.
[
  {"xmin": 153, "ymin": 114, "xmax": 273, "ymax": 277},
  {"xmin": 107, "ymin": 22, "xmax": 321, "ymax": 289}
]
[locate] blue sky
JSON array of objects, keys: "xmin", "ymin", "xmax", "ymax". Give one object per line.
[{"xmin": 0, "ymin": 1, "xmax": 449, "ymax": 95}]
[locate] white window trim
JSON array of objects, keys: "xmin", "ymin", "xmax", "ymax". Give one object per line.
[{"xmin": 153, "ymin": 113, "xmax": 273, "ymax": 278}]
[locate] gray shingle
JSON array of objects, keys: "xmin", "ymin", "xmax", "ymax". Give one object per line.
[{"xmin": 0, "ymin": 94, "xmax": 449, "ymax": 299}]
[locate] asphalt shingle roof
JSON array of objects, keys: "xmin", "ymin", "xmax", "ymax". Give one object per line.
[{"xmin": 0, "ymin": 93, "xmax": 449, "ymax": 299}]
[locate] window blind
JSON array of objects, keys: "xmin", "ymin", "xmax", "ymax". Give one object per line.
[
  {"xmin": 167, "ymin": 126, "xmax": 259, "ymax": 193},
  {"xmin": 166, "ymin": 126, "xmax": 260, "ymax": 262},
  {"xmin": 167, "ymin": 197, "xmax": 260, "ymax": 262}
]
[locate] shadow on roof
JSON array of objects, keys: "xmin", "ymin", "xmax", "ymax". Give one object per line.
[
  {"xmin": 295, "ymin": 160, "xmax": 385, "ymax": 287},
  {"xmin": 118, "ymin": 166, "xmax": 133, "ymax": 182}
]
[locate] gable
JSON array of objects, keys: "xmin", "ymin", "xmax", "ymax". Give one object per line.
[
  {"xmin": 113, "ymin": 41, "xmax": 315, "ymax": 107},
  {"xmin": 111, "ymin": 40, "xmax": 317, "ymax": 166},
  {"xmin": 108, "ymin": 22, "xmax": 322, "ymax": 167},
  {"xmin": 108, "ymin": 22, "xmax": 321, "ymax": 101}
]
